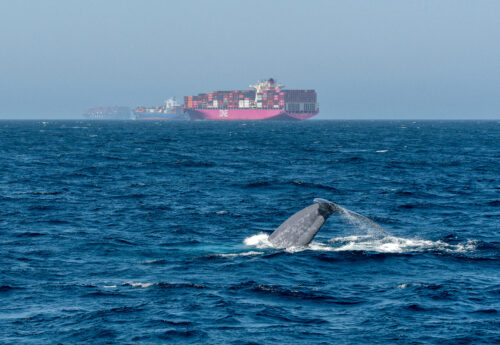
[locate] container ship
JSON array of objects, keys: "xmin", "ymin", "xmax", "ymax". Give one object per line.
[
  {"xmin": 183, "ymin": 79, "xmax": 318, "ymax": 120},
  {"xmin": 82, "ymin": 106, "xmax": 132, "ymax": 120},
  {"xmin": 133, "ymin": 97, "xmax": 187, "ymax": 120}
]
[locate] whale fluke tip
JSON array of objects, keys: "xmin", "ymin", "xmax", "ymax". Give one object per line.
[
  {"xmin": 314, "ymin": 198, "xmax": 332, "ymax": 204},
  {"xmin": 314, "ymin": 198, "xmax": 342, "ymax": 213}
]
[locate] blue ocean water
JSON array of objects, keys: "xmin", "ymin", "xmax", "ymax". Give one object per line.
[{"xmin": 0, "ymin": 120, "xmax": 499, "ymax": 344}]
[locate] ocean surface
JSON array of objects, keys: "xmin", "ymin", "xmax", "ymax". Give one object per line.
[{"xmin": 1, "ymin": 120, "xmax": 499, "ymax": 344}]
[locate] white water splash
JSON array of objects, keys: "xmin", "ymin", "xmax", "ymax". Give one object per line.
[
  {"xmin": 243, "ymin": 233, "xmax": 476, "ymax": 254},
  {"xmin": 328, "ymin": 235, "xmax": 477, "ymax": 253},
  {"xmin": 243, "ymin": 233, "xmax": 273, "ymax": 248},
  {"xmin": 123, "ymin": 282, "xmax": 154, "ymax": 288}
]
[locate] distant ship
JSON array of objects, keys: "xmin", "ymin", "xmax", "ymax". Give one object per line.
[
  {"xmin": 183, "ymin": 78, "xmax": 319, "ymax": 120},
  {"xmin": 82, "ymin": 106, "xmax": 132, "ymax": 120},
  {"xmin": 133, "ymin": 97, "xmax": 188, "ymax": 120}
]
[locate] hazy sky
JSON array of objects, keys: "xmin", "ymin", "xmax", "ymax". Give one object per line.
[{"xmin": 1, "ymin": 0, "xmax": 499, "ymax": 119}]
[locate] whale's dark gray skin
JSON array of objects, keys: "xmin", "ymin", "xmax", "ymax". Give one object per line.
[{"xmin": 268, "ymin": 199, "xmax": 342, "ymax": 248}]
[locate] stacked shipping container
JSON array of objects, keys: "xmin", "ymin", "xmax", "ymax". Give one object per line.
[
  {"xmin": 184, "ymin": 82, "xmax": 315, "ymax": 112},
  {"xmin": 284, "ymin": 90, "xmax": 317, "ymax": 113},
  {"xmin": 185, "ymin": 90, "xmax": 260, "ymax": 109}
]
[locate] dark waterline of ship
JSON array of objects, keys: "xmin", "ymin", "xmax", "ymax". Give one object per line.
[{"xmin": 1, "ymin": 120, "xmax": 499, "ymax": 344}]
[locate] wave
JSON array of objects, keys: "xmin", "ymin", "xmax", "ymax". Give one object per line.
[
  {"xmin": 229, "ymin": 281, "xmax": 364, "ymax": 305},
  {"xmin": 242, "ymin": 179, "xmax": 339, "ymax": 192},
  {"xmin": 136, "ymin": 259, "xmax": 168, "ymax": 265},
  {"xmin": 15, "ymin": 232, "xmax": 46, "ymax": 238},
  {"xmin": 243, "ymin": 233, "xmax": 477, "ymax": 254},
  {"xmin": 123, "ymin": 282, "xmax": 154, "ymax": 288},
  {"xmin": 212, "ymin": 251, "xmax": 263, "ymax": 258},
  {"xmin": 0, "ymin": 285, "xmax": 23, "ymax": 292},
  {"xmin": 158, "ymin": 329, "xmax": 206, "ymax": 340},
  {"xmin": 121, "ymin": 282, "xmax": 205, "ymax": 289},
  {"xmin": 170, "ymin": 160, "xmax": 215, "ymax": 168}
]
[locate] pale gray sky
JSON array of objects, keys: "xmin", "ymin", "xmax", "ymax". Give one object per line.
[{"xmin": 1, "ymin": 0, "xmax": 499, "ymax": 119}]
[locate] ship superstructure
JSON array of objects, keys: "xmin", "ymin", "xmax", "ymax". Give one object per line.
[
  {"xmin": 133, "ymin": 97, "xmax": 187, "ymax": 120},
  {"xmin": 183, "ymin": 79, "xmax": 319, "ymax": 120}
]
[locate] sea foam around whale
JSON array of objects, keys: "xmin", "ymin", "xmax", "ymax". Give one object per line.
[{"xmin": 243, "ymin": 233, "xmax": 477, "ymax": 254}]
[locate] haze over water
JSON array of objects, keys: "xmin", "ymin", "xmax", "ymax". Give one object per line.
[
  {"xmin": 1, "ymin": 120, "xmax": 499, "ymax": 343},
  {"xmin": 1, "ymin": 0, "xmax": 500, "ymax": 119}
]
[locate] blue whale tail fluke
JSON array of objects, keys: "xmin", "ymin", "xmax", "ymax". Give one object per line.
[{"xmin": 268, "ymin": 199, "xmax": 385, "ymax": 248}]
